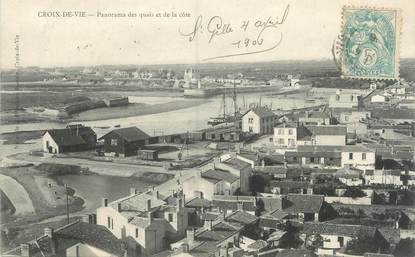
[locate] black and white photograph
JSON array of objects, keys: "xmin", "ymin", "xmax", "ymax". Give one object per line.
[{"xmin": 0, "ymin": 0, "xmax": 414, "ymax": 257}]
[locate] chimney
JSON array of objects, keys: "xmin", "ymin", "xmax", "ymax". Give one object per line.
[
  {"xmin": 102, "ymin": 198, "xmax": 108, "ymax": 207},
  {"xmin": 186, "ymin": 228, "xmax": 196, "ymax": 244},
  {"xmin": 130, "ymin": 188, "xmax": 138, "ymax": 196},
  {"xmin": 181, "ymin": 243, "xmax": 190, "ymax": 253},
  {"xmin": 146, "ymin": 199, "xmax": 152, "ymax": 211},
  {"xmin": 20, "ymin": 243, "xmax": 30, "ymax": 257},
  {"xmin": 204, "ymin": 220, "xmax": 213, "ymax": 230},
  {"xmin": 44, "ymin": 227, "xmax": 53, "ymax": 238},
  {"xmin": 117, "ymin": 203, "xmax": 122, "ymax": 212},
  {"xmin": 153, "ymin": 190, "xmax": 159, "ymax": 199},
  {"xmin": 177, "ymin": 198, "xmax": 183, "ymax": 210},
  {"xmin": 148, "ymin": 211, "xmax": 153, "ymax": 224},
  {"xmin": 237, "ymin": 202, "xmax": 244, "ymax": 210}
]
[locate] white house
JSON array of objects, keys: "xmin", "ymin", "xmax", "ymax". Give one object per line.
[
  {"xmin": 302, "ymin": 223, "xmax": 381, "ymax": 256},
  {"xmin": 273, "ymin": 123, "xmax": 298, "ymax": 148},
  {"xmin": 97, "ymin": 189, "xmax": 188, "ymax": 257},
  {"xmin": 242, "ymin": 107, "xmax": 276, "ymax": 134},
  {"xmin": 339, "ymin": 111, "xmax": 371, "ymax": 123},
  {"xmin": 364, "ymin": 169, "xmax": 403, "ymax": 186},
  {"xmin": 182, "ymin": 169, "xmax": 240, "ymax": 200},
  {"xmin": 340, "ymin": 145, "xmax": 376, "ymax": 171},
  {"xmin": 329, "ymin": 90, "xmax": 363, "ymax": 109},
  {"xmin": 274, "ymin": 123, "xmax": 347, "ymax": 148},
  {"xmin": 371, "ymin": 93, "xmax": 390, "ymax": 103}
]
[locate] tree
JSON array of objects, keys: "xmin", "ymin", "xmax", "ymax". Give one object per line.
[
  {"xmin": 249, "ymin": 174, "xmax": 266, "ymax": 194},
  {"xmin": 306, "ymin": 234, "xmax": 324, "ymax": 251},
  {"xmin": 394, "ymin": 238, "xmax": 415, "ymax": 257},
  {"xmin": 346, "ymin": 234, "xmax": 382, "ymax": 255},
  {"xmin": 343, "ymin": 187, "xmax": 367, "ymax": 198}
]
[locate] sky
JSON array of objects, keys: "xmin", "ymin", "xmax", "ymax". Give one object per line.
[{"xmin": 1, "ymin": 0, "xmax": 414, "ymax": 68}]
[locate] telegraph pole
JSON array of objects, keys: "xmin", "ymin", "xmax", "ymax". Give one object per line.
[{"xmin": 65, "ymin": 184, "xmax": 70, "ymax": 224}]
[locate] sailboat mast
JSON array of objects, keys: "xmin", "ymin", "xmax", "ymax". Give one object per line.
[{"xmin": 223, "ymin": 91, "xmax": 226, "ymax": 118}]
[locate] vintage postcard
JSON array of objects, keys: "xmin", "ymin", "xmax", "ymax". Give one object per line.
[{"xmin": 0, "ymin": 1, "xmax": 414, "ymax": 257}]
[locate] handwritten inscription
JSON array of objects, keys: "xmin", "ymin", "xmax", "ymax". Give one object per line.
[{"xmin": 179, "ymin": 5, "xmax": 290, "ymax": 60}]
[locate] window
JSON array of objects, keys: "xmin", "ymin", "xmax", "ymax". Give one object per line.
[
  {"xmin": 336, "ymin": 95, "xmax": 340, "ymax": 101},
  {"xmin": 344, "ymin": 115, "xmax": 349, "ymax": 122},
  {"xmin": 211, "ymin": 134, "xmax": 215, "ymax": 140},
  {"xmin": 278, "ymin": 138, "xmax": 285, "ymax": 145},
  {"xmin": 278, "ymin": 129, "xmax": 284, "ymax": 135},
  {"xmin": 249, "ymin": 126, "xmax": 253, "ymax": 132},
  {"xmin": 339, "ymin": 236, "xmax": 344, "ymax": 247},
  {"xmin": 111, "ymin": 219, "xmax": 114, "ymax": 229},
  {"xmin": 288, "ymin": 129, "xmax": 293, "ymax": 135},
  {"xmin": 351, "ymin": 95, "xmax": 354, "ymax": 101},
  {"xmin": 310, "ymin": 157, "xmax": 315, "ymax": 163},
  {"xmin": 107, "ymin": 217, "xmax": 111, "ymax": 228},
  {"xmin": 349, "ymin": 153, "xmax": 353, "ymax": 160},
  {"xmin": 248, "ymin": 118, "xmax": 254, "ymax": 124},
  {"xmin": 111, "ymin": 139, "xmax": 118, "ymax": 146},
  {"xmin": 362, "ymin": 153, "xmax": 366, "ymax": 160},
  {"xmin": 135, "ymin": 228, "xmax": 139, "ymax": 238},
  {"xmin": 76, "ymin": 245, "xmax": 80, "ymax": 257},
  {"xmin": 168, "ymin": 213, "xmax": 173, "ymax": 222}
]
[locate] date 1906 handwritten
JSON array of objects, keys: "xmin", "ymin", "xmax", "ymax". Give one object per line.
[{"xmin": 179, "ymin": 4, "xmax": 290, "ymax": 61}]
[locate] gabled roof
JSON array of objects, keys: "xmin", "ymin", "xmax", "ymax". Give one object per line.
[
  {"xmin": 296, "ymin": 145, "xmax": 374, "ymax": 153},
  {"xmin": 306, "ymin": 125, "xmax": 347, "ymax": 136},
  {"xmin": 276, "ymin": 249, "xmax": 317, "ymax": 257},
  {"xmin": 299, "ymin": 111, "xmax": 330, "ymax": 119},
  {"xmin": 245, "ymin": 107, "xmax": 275, "ymax": 118},
  {"xmin": 284, "ymin": 194, "xmax": 324, "ymax": 214},
  {"xmin": 185, "ymin": 197, "xmax": 212, "ymax": 208},
  {"xmin": 335, "ymin": 166, "xmax": 363, "ymax": 178},
  {"xmin": 270, "ymin": 180, "xmax": 312, "ymax": 189},
  {"xmin": 4, "ymin": 221, "xmax": 125, "ymax": 257},
  {"xmin": 302, "ymin": 222, "xmax": 377, "ymax": 238},
  {"xmin": 99, "ymin": 127, "xmax": 150, "ymax": 142},
  {"xmin": 202, "ymin": 169, "xmax": 239, "ymax": 184},
  {"xmin": 221, "ymin": 157, "xmax": 252, "ymax": 170},
  {"xmin": 45, "ymin": 126, "xmax": 95, "ymax": 147},
  {"xmin": 225, "ymin": 209, "xmax": 258, "ymax": 226}
]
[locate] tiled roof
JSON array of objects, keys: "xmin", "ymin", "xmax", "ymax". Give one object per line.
[
  {"xmin": 99, "ymin": 126, "xmax": 150, "ymax": 142},
  {"xmin": 259, "ymin": 196, "xmax": 284, "ymax": 212},
  {"xmin": 222, "ymin": 157, "xmax": 252, "ymax": 170},
  {"xmin": 110, "ymin": 192, "xmax": 166, "ymax": 214},
  {"xmin": 258, "ymin": 216, "xmax": 281, "ymax": 228},
  {"xmin": 276, "ymin": 249, "xmax": 317, "ymax": 257},
  {"xmin": 270, "ymin": 180, "xmax": 312, "ymax": 189},
  {"xmin": 212, "ymin": 197, "xmax": 256, "ymax": 212},
  {"xmin": 302, "ymin": 222, "xmax": 377, "ymax": 238},
  {"xmin": 202, "ymin": 169, "xmax": 239, "ymax": 183},
  {"xmin": 305, "ymin": 125, "xmax": 347, "ymax": 136},
  {"xmin": 364, "ymin": 253, "xmax": 394, "ymax": 257},
  {"xmin": 299, "ymin": 111, "xmax": 330, "ymax": 119},
  {"xmin": 335, "ymin": 166, "xmax": 363, "ymax": 178},
  {"xmin": 296, "ymin": 145, "xmax": 374, "ymax": 153},
  {"xmin": 201, "ymin": 212, "xmax": 221, "ymax": 221},
  {"xmin": 248, "ymin": 107, "xmax": 275, "ymax": 118},
  {"xmin": 284, "ymin": 194, "xmax": 324, "ymax": 214},
  {"xmin": 225, "ymin": 210, "xmax": 258, "ymax": 225},
  {"xmin": 185, "ymin": 197, "xmax": 212, "ymax": 208},
  {"xmin": 4, "ymin": 221, "xmax": 125, "ymax": 257},
  {"xmin": 45, "ymin": 126, "xmax": 95, "ymax": 147}
]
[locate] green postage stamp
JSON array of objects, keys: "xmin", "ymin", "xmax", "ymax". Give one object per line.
[{"xmin": 341, "ymin": 6, "xmax": 401, "ymax": 80}]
